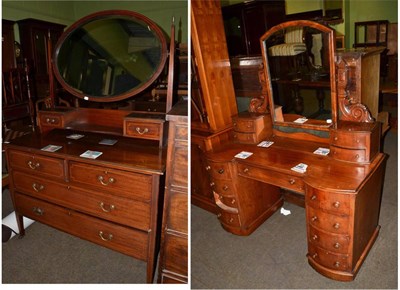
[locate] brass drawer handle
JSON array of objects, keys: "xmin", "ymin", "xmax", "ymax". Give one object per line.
[
  {"xmin": 135, "ymin": 127, "xmax": 149, "ymax": 135},
  {"xmin": 32, "ymin": 183, "xmax": 44, "ymax": 192},
  {"xmin": 32, "ymin": 207, "xmax": 44, "ymax": 216},
  {"xmin": 98, "ymin": 175, "xmax": 115, "ymax": 186},
  {"xmin": 98, "ymin": 231, "xmax": 113, "ymax": 241},
  {"xmin": 28, "ymin": 160, "xmax": 40, "ymax": 170},
  {"xmin": 99, "ymin": 202, "xmax": 115, "ymax": 213}
]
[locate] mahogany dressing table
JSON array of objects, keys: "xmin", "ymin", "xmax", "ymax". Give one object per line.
[
  {"xmin": 5, "ymin": 10, "xmax": 179, "ymax": 283},
  {"xmin": 205, "ymin": 20, "xmax": 387, "ymax": 281}
]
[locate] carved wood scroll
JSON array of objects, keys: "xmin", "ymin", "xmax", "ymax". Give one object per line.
[
  {"xmin": 249, "ymin": 63, "xmax": 270, "ymax": 113},
  {"xmin": 336, "ymin": 57, "xmax": 374, "ymax": 122}
]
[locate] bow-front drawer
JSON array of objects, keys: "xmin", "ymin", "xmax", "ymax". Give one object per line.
[
  {"xmin": 15, "ymin": 193, "xmax": 148, "ymax": 261},
  {"xmin": 7, "ymin": 150, "xmax": 65, "ymax": 180},
  {"xmin": 69, "ymin": 161, "xmax": 153, "ymax": 201},
  {"xmin": 308, "ymin": 224, "xmax": 351, "ymax": 254},
  {"xmin": 12, "ymin": 171, "xmax": 151, "ymax": 231},
  {"xmin": 306, "ymin": 187, "xmax": 352, "ymax": 216},
  {"xmin": 205, "ymin": 160, "xmax": 232, "ymax": 180},
  {"xmin": 308, "ymin": 243, "xmax": 351, "ymax": 272},
  {"xmin": 307, "ymin": 207, "xmax": 350, "ymax": 235}
]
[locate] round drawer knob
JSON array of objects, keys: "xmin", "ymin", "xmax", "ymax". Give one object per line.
[
  {"xmin": 334, "ymin": 136, "xmax": 338, "ymax": 141},
  {"xmin": 311, "ymin": 216, "xmax": 318, "ymax": 222},
  {"xmin": 289, "ymin": 179, "xmax": 295, "ymax": 185},
  {"xmin": 223, "ymin": 185, "xmax": 229, "ymax": 191},
  {"xmin": 311, "ymin": 195, "xmax": 317, "ymax": 200},
  {"xmin": 355, "ymin": 154, "xmax": 359, "ymax": 160},
  {"xmin": 312, "ymin": 253, "xmax": 318, "ymax": 259},
  {"xmin": 218, "ymin": 169, "xmax": 225, "ymax": 174},
  {"xmin": 210, "ymin": 182, "xmax": 215, "ymax": 187},
  {"xmin": 312, "ymin": 235, "xmax": 318, "ymax": 241},
  {"xmin": 219, "ymin": 195, "xmax": 223, "ymax": 200},
  {"xmin": 243, "ymin": 168, "xmax": 249, "ymax": 173},
  {"xmin": 217, "ymin": 213, "xmax": 221, "ymax": 218},
  {"xmin": 334, "ymin": 261, "xmax": 340, "ymax": 268},
  {"xmin": 333, "ymin": 223, "xmax": 340, "ymax": 229},
  {"xmin": 333, "ymin": 201, "xmax": 340, "ymax": 208},
  {"xmin": 231, "ymin": 199, "xmax": 236, "ymax": 205},
  {"xmin": 229, "ymin": 218, "xmax": 234, "ymax": 223},
  {"xmin": 334, "ymin": 242, "xmax": 341, "ymax": 249},
  {"xmin": 205, "ymin": 166, "xmax": 211, "ymax": 171},
  {"xmin": 356, "ymin": 139, "xmax": 360, "ymax": 143}
]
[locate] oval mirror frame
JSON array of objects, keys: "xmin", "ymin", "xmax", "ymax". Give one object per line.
[
  {"xmin": 260, "ymin": 20, "xmax": 337, "ymax": 133},
  {"xmin": 53, "ymin": 10, "xmax": 168, "ymax": 102}
]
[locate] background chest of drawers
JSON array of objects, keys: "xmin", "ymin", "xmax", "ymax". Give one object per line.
[{"xmin": 5, "ymin": 130, "xmax": 166, "ymax": 283}]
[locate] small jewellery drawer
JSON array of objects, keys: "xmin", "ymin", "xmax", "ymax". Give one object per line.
[
  {"xmin": 308, "ymin": 244, "xmax": 350, "ymax": 272},
  {"xmin": 15, "ymin": 193, "xmax": 148, "ymax": 261},
  {"xmin": 233, "ymin": 132, "xmax": 258, "ymax": 144},
  {"xmin": 69, "ymin": 161, "xmax": 153, "ymax": 201},
  {"xmin": 210, "ymin": 180, "xmax": 235, "ymax": 196},
  {"xmin": 237, "ymin": 163, "xmax": 305, "ymax": 193},
  {"xmin": 124, "ymin": 120, "xmax": 165, "ymax": 141},
  {"xmin": 330, "ymin": 146, "xmax": 367, "ymax": 163},
  {"xmin": 217, "ymin": 211, "xmax": 241, "ymax": 227},
  {"xmin": 39, "ymin": 113, "xmax": 63, "ymax": 128},
  {"xmin": 330, "ymin": 131, "xmax": 368, "ymax": 149},
  {"xmin": 232, "ymin": 118, "xmax": 255, "ymax": 133},
  {"xmin": 306, "ymin": 188, "xmax": 351, "ymax": 216},
  {"xmin": 307, "ymin": 207, "xmax": 350, "ymax": 235},
  {"xmin": 205, "ymin": 161, "xmax": 232, "ymax": 180},
  {"xmin": 308, "ymin": 224, "xmax": 350, "ymax": 254},
  {"xmin": 7, "ymin": 150, "xmax": 65, "ymax": 179},
  {"xmin": 12, "ymin": 171, "xmax": 151, "ymax": 231}
]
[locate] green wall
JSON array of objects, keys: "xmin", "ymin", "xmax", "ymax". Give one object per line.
[{"xmin": 2, "ymin": 0, "xmax": 188, "ymax": 43}]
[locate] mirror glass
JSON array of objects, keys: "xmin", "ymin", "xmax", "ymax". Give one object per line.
[
  {"xmin": 54, "ymin": 11, "xmax": 167, "ymax": 102},
  {"xmin": 260, "ymin": 21, "xmax": 336, "ymax": 132}
]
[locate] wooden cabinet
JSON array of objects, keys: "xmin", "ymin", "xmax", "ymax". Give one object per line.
[
  {"xmin": 222, "ymin": 0, "xmax": 286, "ymax": 56},
  {"xmin": 232, "ymin": 112, "xmax": 271, "ymax": 144},
  {"xmin": 6, "ymin": 129, "xmax": 165, "ymax": 283},
  {"xmin": 158, "ymin": 101, "xmax": 188, "ymax": 283},
  {"xmin": 17, "ymin": 19, "xmax": 66, "ymax": 98},
  {"xmin": 2, "ymin": 20, "xmax": 16, "ymax": 71}
]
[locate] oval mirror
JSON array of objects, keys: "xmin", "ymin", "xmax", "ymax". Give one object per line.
[
  {"xmin": 260, "ymin": 20, "xmax": 337, "ymax": 135},
  {"xmin": 53, "ymin": 10, "xmax": 168, "ymax": 102}
]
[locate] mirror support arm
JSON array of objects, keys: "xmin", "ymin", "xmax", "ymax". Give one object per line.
[{"xmin": 166, "ymin": 17, "xmax": 175, "ymax": 113}]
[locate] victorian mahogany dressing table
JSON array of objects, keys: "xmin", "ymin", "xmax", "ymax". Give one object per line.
[
  {"xmin": 5, "ymin": 10, "xmax": 180, "ymax": 283},
  {"xmin": 205, "ymin": 21, "xmax": 387, "ymax": 281}
]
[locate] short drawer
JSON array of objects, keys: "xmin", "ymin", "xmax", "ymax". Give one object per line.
[
  {"xmin": 330, "ymin": 146, "xmax": 367, "ymax": 163},
  {"xmin": 217, "ymin": 211, "xmax": 241, "ymax": 227},
  {"xmin": 330, "ymin": 131, "xmax": 368, "ymax": 149},
  {"xmin": 237, "ymin": 163, "xmax": 305, "ymax": 193},
  {"xmin": 306, "ymin": 187, "xmax": 352, "ymax": 216},
  {"xmin": 232, "ymin": 118, "xmax": 255, "ymax": 133},
  {"xmin": 15, "ymin": 193, "xmax": 149, "ymax": 261},
  {"xmin": 124, "ymin": 120, "xmax": 165, "ymax": 141},
  {"xmin": 307, "ymin": 206, "xmax": 350, "ymax": 235},
  {"xmin": 69, "ymin": 161, "xmax": 153, "ymax": 201},
  {"xmin": 308, "ymin": 244, "xmax": 351, "ymax": 272},
  {"xmin": 12, "ymin": 171, "xmax": 151, "ymax": 231},
  {"xmin": 210, "ymin": 180, "xmax": 235, "ymax": 197},
  {"xmin": 7, "ymin": 150, "xmax": 65, "ymax": 179},
  {"xmin": 39, "ymin": 113, "xmax": 63, "ymax": 128},
  {"xmin": 205, "ymin": 161, "xmax": 232, "ymax": 180},
  {"xmin": 233, "ymin": 132, "xmax": 258, "ymax": 144},
  {"xmin": 308, "ymin": 224, "xmax": 351, "ymax": 254},
  {"xmin": 166, "ymin": 190, "xmax": 188, "ymax": 233}
]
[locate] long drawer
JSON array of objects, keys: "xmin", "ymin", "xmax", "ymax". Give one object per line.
[
  {"xmin": 237, "ymin": 163, "xmax": 305, "ymax": 193},
  {"xmin": 69, "ymin": 161, "xmax": 153, "ymax": 201},
  {"xmin": 15, "ymin": 192, "xmax": 149, "ymax": 261},
  {"xmin": 12, "ymin": 171, "xmax": 151, "ymax": 231}
]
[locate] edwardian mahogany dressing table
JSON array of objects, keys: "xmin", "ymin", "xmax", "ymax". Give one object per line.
[
  {"xmin": 5, "ymin": 10, "xmax": 182, "ymax": 283},
  {"xmin": 205, "ymin": 20, "xmax": 387, "ymax": 281}
]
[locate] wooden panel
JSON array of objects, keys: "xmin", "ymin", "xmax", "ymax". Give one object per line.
[{"xmin": 191, "ymin": 0, "xmax": 238, "ymax": 132}]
